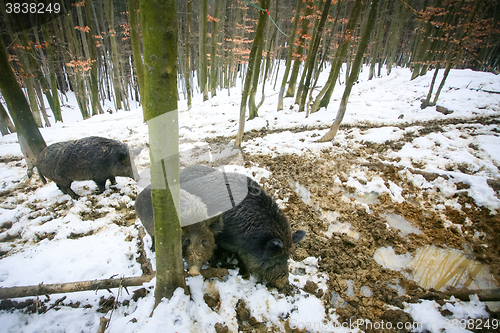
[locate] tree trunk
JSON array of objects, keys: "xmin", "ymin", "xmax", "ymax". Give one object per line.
[
  {"xmin": 421, "ymin": 8, "xmax": 455, "ymax": 109},
  {"xmin": 318, "ymin": 0, "xmax": 379, "ymax": 142},
  {"xmin": 295, "ymin": 0, "xmax": 323, "ymax": 105},
  {"xmin": 431, "ymin": 50, "xmax": 460, "ymax": 106},
  {"xmin": 257, "ymin": 0, "xmax": 279, "ymax": 110},
  {"xmin": 248, "ymin": 0, "xmax": 270, "ymax": 120},
  {"xmin": 61, "ymin": 12, "xmax": 90, "ymax": 119},
  {"xmin": 129, "ymin": 0, "xmax": 144, "ymax": 107},
  {"xmin": 277, "ymin": 0, "xmax": 302, "ymax": 111},
  {"xmin": 31, "ymin": 27, "xmax": 52, "ymax": 128},
  {"xmin": 304, "ymin": 0, "xmax": 339, "ymax": 112},
  {"xmin": 13, "ymin": 31, "xmax": 58, "ymax": 122},
  {"xmin": 33, "ymin": 81, "xmax": 51, "ymax": 127},
  {"xmin": 310, "ymin": 0, "xmax": 363, "ymax": 114},
  {"xmin": 419, "ymin": 3, "xmax": 456, "ymax": 77},
  {"xmin": 41, "ymin": 23, "xmax": 63, "ymax": 122},
  {"xmin": 209, "ymin": 0, "xmax": 221, "ymax": 98},
  {"xmin": 0, "ymin": 114, "xmax": 9, "ymax": 136},
  {"xmin": 185, "ymin": 0, "xmax": 193, "ymax": 110},
  {"xmin": 2, "ymin": 16, "xmax": 43, "ymax": 127},
  {"xmin": 139, "ymin": 0, "xmax": 186, "ymax": 308},
  {"xmin": 0, "ymin": 102, "xmax": 15, "ymax": 135},
  {"xmin": 368, "ymin": 0, "xmax": 389, "ymax": 80},
  {"xmin": 105, "ymin": 0, "xmax": 123, "ymax": 110},
  {"xmin": 385, "ymin": 2, "xmax": 407, "ymax": 75},
  {"xmin": 235, "ymin": 0, "xmax": 269, "ymax": 145},
  {"xmin": 225, "ymin": 2, "xmax": 235, "ymax": 91},
  {"xmin": 285, "ymin": 0, "xmax": 314, "ymax": 98},
  {"xmin": 199, "ymin": 0, "xmax": 209, "ymax": 101},
  {"xmin": 75, "ymin": 2, "xmax": 98, "ymax": 116},
  {"xmin": 25, "ymin": 78, "xmax": 43, "ymax": 127},
  {"xmin": 421, "ymin": 0, "xmax": 483, "ymax": 105},
  {"xmin": 0, "ymin": 37, "xmax": 46, "ymax": 175},
  {"xmin": 421, "ymin": 63, "xmax": 441, "ymax": 109},
  {"xmin": 84, "ymin": 0, "xmax": 103, "ymax": 115},
  {"xmin": 119, "ymin": 57, "xmax": 131, "ymax": 111},
  {"xmin": 410, "ymin": 0, "xmax": 443, "ymax": 80},
  {"xmin": 298, "ymin": 0, "xmax": 332, "ymax": 113}
]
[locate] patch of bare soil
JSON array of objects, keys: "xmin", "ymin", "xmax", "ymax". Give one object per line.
[
  {"xmin": 241, "ymin": 143, "xmax": 499, "ymax": 332},
  {"xmin": 0, "ymin": 156, "xmax": 24, "ymax": 164},
  {"xmin": 0, "ymin": 295, "xmax": 85, "ymax": 314}
]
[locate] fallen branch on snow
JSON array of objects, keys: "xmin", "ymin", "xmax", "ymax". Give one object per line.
[
  {"xmin": 0, "ymin": 268, "xmax": 228, "ymax": 300},
  {"xmin": 420, "ymin": 288, "xmax": 500, "ymax": 302}
]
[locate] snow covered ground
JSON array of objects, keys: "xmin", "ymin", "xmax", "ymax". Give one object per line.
[{"xmin": 0, "ymin": 65, "xmax": 499, "ymax": 332}]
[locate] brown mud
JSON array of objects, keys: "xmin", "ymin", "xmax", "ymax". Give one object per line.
[
  {"xmin": 205, "ymin": 117, "xmax": 500, "ymax": 332},
  {"xmin": 240, "ymin": 151, "xmax": 498, "ymax": 332}
]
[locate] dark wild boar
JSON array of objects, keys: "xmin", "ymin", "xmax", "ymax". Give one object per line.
[
  {"xmin": 135, "ymin": 185, "xmax": 223, "ymax": 276},
  {"xmin": 37, "ymin": 136, "xmax": 135, "ymax": 199},
  {"xmin": 180, "ymin": 165, "xmax": 306, "ymax": 288}
]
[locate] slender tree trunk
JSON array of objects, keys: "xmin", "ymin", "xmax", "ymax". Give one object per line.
[
  {"xmin": 0, "ymin": 102, "xmax": 16, "ymax": 135},
  {"xmin": 119, "ymin": 59, "xmax": 130, "ymax": 111},
  {"xmin": 216, "ymin": 0, "xmax": 227, "ymax": 92},
  {"xmin": 318, "ymin": 0, "xmax": 379, "ymax": 142},
  {"xmin": 307, "ymin": 0, "xmax": 338, "ymax": 103},
  {"xmin": 33, "ymin": 81, "xmax": 51, "ymax": 127},
  {"xmin": 0, "ymin": 37, "xmax": 46, "ymax": 175},
  {"xmin": 13, "ymin": 33, "xmax": 57, "ymax": 122},
  {"xmin": 226, "ymin": 2, "xmax": 236, "ymax": 91},
  {"xmin": 199, "ymin": 0, "xmax": 209, "ymax": 101},
  {"xmin": 0, "ymin": 119, "xmax": 8, "ymax": 136},
  {"xmin": 368, "ymin": 0, "xmax": 389, "ymax": 80},
  {"xmin": 185, "ymin": 0, "xmax": 193, "ymax": 109},
  {"xmin": 129, "ymin": 0, "xmax": 144, "ymax": 106},
  {"xmin": 3, "ymin": 16, "xmax": 45, "ymax": 127},
  {"xmin": 410, "ymin": 0, "xmax": 443, "ymax": 80},
  {"xmin": 295, "ymin": 0, "xmax": 324, "ymax": 105},
  {"xmin": 431, "ymin": 51, "xmax": 459, "ymax": 106},
  {"xmin": 105, "ymin": 0, "xmax": 123, "ymax": 110},
  {"xmin": 25, "ymin": 78, "xmax": 43, "ymax": 127},
  {"xmin": 41, "ymin": 23, "xmax": 63, "ymax": 122},
  {"xmin": 84, "ymin": 0, "xmax": 103, "ymax": 115},
  {"xmin": 298, "ymin": 0, "xmax": 332, "ymax": 113},
  {"xmin": 92, "ymin": 1, "xmax": 111, "ymax": 104},
  {"xmin": 209, "ymin": 0, "xmax": 221, "ymax": 97},
  {"xmin": 139, "ymin": 0, "xmax": 186, "ymax": 308},
  {"xmin": 277, "ymin": 0, "xmax": 302, "ymax": 111},
  {"xmin": 385, "ymin": 2, "xmax": 406, "ymax": 75},
  {"xmin": 421, "ymin": 63, "xmax": 441, "ymax": 109},
  {"xmin": 31, "ymin": 28, "xmax": 51, "ymax": 127},
  {"xmin": 0, "ymin": 105, "xmax": 11, "ymax": 136},
  {"xmin": 62, "ymin": 12, "xmax": 90, "ymax": 119},
  {"xmin": 420, "ymin": 8, "xmax": 456, "ymax": 109},
  {"xmin": 286, "ymin": 0, "xmax": 314, "ymax": 98},
  {"xmin": 257, "ymin": 0, "xmax": 279, "ymax": 110},
  {"xmin": 310, "ymin": 0, "xmax": 363, "ymax": 114},
  {"xmin": 248, "ymin": 0, "xmax": 270, "ymax": 120},
  {"xmin": 235, "ymin": 0, "xmax": 268, "ymax": 146}
]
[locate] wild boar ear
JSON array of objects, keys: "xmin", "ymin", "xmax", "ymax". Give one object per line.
[
  {"xmin": 292, "ymin": 230, "xmax": 306, "ymax": 243},
  {"xmin": 207, "ymin": 214, "xmax": 224, "ymax": 234},
  {"xmin": 266, "ymin": 238, "xmax": 284, "ymax": 256}
]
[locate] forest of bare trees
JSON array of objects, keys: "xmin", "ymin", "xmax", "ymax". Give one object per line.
[{"xmin": 0, "ymin": 0, "xmax": 498, "ymax": 138}]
